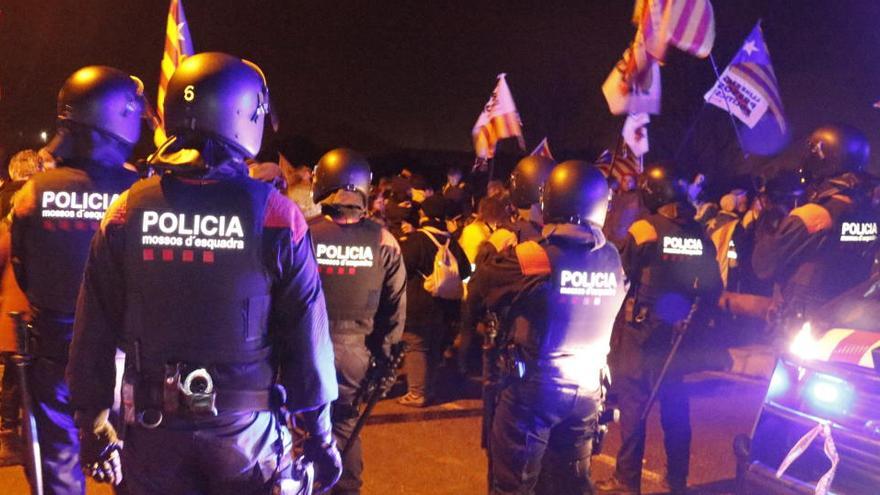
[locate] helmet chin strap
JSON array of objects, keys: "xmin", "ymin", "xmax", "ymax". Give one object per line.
[{"xmin": 148, "ymin": 133, "xmax": 249, "ymax": 174}]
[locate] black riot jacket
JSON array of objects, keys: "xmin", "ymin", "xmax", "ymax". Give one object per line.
[
  {"xmin": 619, "ymin": 204, "xmax": 723, "ymax": 324},
  {"xmin": 67, "ymin": 159, "xmax": 337, "ymax": 414},
  {"xmin": 753, "ymin": 180, "xmax": 880, "ymax": 314},
  {"xmin": 466, "ymin": 223, "xmax": 628, "ymax": 387},
  {"xmin": 11, "ymin": 159, "xmax": 137, "ymax": 314},
  {"xmin": 309, "ymin": 214, "xmax": 406, "ymax": 358}
]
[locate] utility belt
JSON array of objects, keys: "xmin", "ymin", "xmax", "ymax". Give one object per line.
[{"xmin": 122, "ymin": 362, "xmax": 276, "ymax": 429}]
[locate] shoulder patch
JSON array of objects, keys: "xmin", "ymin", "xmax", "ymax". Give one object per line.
[
  {"xmin": 264, "ymin": 190, "xmax": 308, "ymax": 243},
  {"xmin": 628, "ymin": 219, "xmax": 658, "ymax": 246},
  {"xmin": 100, "ymin": 190, "xmax": 130, "ymax": 233},
  {"xmin": 515, "ymin": 240, "xmax": 551, "ymax": 276},
  {"xmin": 791, "ymin": 203, "xmax": 832, "ymax": 234}
]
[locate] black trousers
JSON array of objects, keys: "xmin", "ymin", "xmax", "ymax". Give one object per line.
[
  {"xmin": 29, "ymin": 313, "xmax": 84, "ymax": 495},
  {"xmin": 490, "ymin": 377, "xmax": 600, "ymax": 495},
  {"xmin": 122, "ymin": 411, "xmax": 288, "ymax": 495},
  {"xmin": 330, "ymin": 336, "xmax": 371, "ymax": 495},
  {"xmin": 610, "ymin": 323, "xmax": 691, "ymax": 490}
]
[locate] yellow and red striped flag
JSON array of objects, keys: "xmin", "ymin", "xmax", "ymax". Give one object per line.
[
  {"xmin": 635, "ymin": 0, "xmax": 715, "ymax": 61},
  {"xmin": 472, "ymin": 74, "xmax": 526, "ymax": 159},
  {"xmin": 154, "ymin": 0, "xmax": 194, "ymax": 147}
]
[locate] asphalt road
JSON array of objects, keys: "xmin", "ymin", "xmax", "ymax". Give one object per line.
[{"xmin": 0, "ymin": 371, "xmax": 768, "ymax": 494}]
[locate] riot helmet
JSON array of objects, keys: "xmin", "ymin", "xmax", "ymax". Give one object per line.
[
  {"xmin": 163, "ymin": 52, "xmax": 274, "ymax": 158},
  {"xmin": 800, "ymin": 124, "xmax": 870, "ymax": 182},
  {"xmin": 312, "ymin": 148, "xmax": 372, "ymax": 203},
  {"xmin": 542, "ymin": 160, "xmax": 610, "ymax": 226},
  {"xmin": 510, "ymin": 155, "xmax": 555, "ymax": 209},
  {"xmin": 55, "ymin": 66, "xmax": 149, "ymax": 145},
  {"xmin": 640, "ymin": 164, "xmax": 688, "ymax": 212}
]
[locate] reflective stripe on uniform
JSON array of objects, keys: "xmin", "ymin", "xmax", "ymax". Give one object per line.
[
  {"xmin": 790, "ymin": 204, "xmax": 832, "ymax": 234},
  {"xmin": 515, "ymin": 241, "xmax": 551, "ymax": 276},
  {"xmin": 628, "ymin": 219, "xmax": 658, "ymax": 246}
]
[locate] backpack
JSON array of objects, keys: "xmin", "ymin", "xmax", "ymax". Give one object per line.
[{"xmin": 420, "ymin": 229, "xmax": 464, "ymax": 300}]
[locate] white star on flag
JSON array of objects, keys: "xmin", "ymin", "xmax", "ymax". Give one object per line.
[
  {"xmin": 742, "ymin": 40, "xmax": 758, "ymax": 56},
  {"xmin": 178, "ymin": 22, "xmax": 187, "ymax": 42}
]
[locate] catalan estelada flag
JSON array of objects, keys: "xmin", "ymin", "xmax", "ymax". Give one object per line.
[
  {"xmin": 472, "ymin": 74, "xmax": 526, "ymax": 159},
  {"xmin": 704, "ymin": 23, "xmax": 786, "ymax": 133},
  {"xmin": 155, "ymin": 0, "xmax": 194, "ymax": 147}
]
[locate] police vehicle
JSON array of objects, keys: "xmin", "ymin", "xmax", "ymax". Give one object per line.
[{"xmin": 737, "ymin": 276, "xmax": 880, "ymax": 494}]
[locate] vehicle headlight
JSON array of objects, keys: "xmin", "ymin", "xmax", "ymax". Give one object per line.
[
  {"xmin": 790, "ymin": 322, "xmax": 819, "ymax": 360},
  {"xmin": 806, "ymin": 373, "xmax": 854, "ymax": 415}
]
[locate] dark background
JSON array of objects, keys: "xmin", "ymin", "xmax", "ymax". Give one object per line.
[{"xmin": 1, "ymin": 1, "xmax": 879, "ymax": 186}]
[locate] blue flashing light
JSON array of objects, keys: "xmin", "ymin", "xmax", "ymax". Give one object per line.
[{"xmin": 806, "ymin": 373, "xmax": 854, "ymax": 415}]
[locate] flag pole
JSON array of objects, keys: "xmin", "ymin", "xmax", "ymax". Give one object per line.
[
  {"xmin": 608, "ymin": 128, "xmax": 625, "ymax": 181},
  {"xmin": 708, "ymin": 53, "xmax": 749, "ymax": 160},
  {"xmin": 673, "ymin": 102, "xmax": 708, "ymax": 164}
]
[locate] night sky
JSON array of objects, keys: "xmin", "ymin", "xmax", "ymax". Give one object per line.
[{"xmin": 2, "ymin": 1, "xmax": 880, "ymax": 181}]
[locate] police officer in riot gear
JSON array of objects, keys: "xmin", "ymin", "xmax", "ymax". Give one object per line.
[
  {"xmin": 66, "ymin": 53, "xmax": 341, "ymax": 494},
  {"xmin": 467, "ymin": 160, "xmax": 628, "ymax": 494},
  {"xmin": 484, "ymin": 155, "xmax": 556, "ymax": 256},
  {"xmin": 309, "ymin": 148, "xmax": 406, "ymax": 495},
  {"xmin": 753, "ymin": 124, "xmax": 880, "ymax": 321},
  {"xmin": 596, "ymin": 165, "xmax": 722, "ymax": 495},
  {"xmin": 10, "ymin": 65, "xmax": 146, "ymax": 494}
]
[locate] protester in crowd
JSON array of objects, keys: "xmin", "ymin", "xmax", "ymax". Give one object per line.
[
  {"xmin": 410, "ymin": 174, "xmax": 434, "ymax": 204},
  {"xmin": 285, "ymin": 163, "xmax": 321, "ymax": 219},
  {"xmin": 442, "ymin": 165, "xmax": 473, "ymax": 220},
  {"xmin": 486, "ymin": 179, "xmax": 507, "ymax": 200},
  {"xmin": 368, "ymin": 188, "xmax": 389, "ymax": 225},
  {"xmin": 706, "ymin": 189, "xmax": 747, "ymax": 236},
  {"xmin": 386, "ymin": 175, "xmax": 419, "ymax": 238},
  {"xmin": 398, "ymin": 195, "xmax": 471, "ymax": 407},
  {"xmin": 459, "ymin": 196, "xmax": 509, "ymax": 267},
  {"xmin": 0, "ymin": 150, "xmax": 45, "ymax": 219},
  {"xmin": 247, "ymin": 158, "xmax": 286, "ymax": 190}
]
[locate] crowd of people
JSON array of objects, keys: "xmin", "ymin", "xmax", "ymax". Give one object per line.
[{"xmin": 0, "ymin": 52, "xmax": 878, "ymax": 495}]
